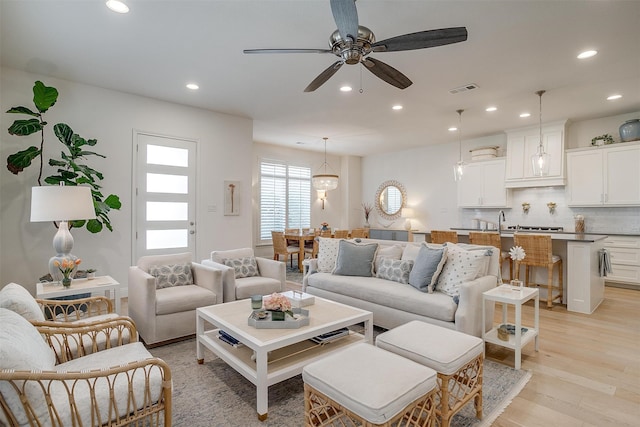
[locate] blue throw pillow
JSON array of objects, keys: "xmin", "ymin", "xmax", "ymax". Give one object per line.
[
  {"xmin": 408, "ymin": 244, "xmax": 447, "ymax": 293},
  {"xmin": 332, "ymin": 240, "xmax": 379, "ymax": 277}
]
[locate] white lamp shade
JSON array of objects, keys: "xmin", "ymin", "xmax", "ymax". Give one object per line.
[
  {"xmin": 31, "ymin": 186, "xmax": 96, "ymax": 222},
  {"xmin": 312, "ymin": 174, "xmax": 339, "ymax": 191}
]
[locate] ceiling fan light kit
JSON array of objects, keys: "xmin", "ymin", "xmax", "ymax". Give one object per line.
[{"xmin": 244, "ymin": 0, "xmax": 467, "ymax": 92}]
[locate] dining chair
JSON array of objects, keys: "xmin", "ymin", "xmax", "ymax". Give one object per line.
[
  {"xmin": 333, "ymin": 229, "xmax": 349, "ymax": 238},
  {"xmin": 430, "ymin": 230, "xmax": 459, "ymax": 244},
  {"xmin": 272, "ymin": 231, "xmax": 299, "ymax": 268}
]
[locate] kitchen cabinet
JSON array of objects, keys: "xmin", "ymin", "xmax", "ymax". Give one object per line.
[
  {"xmin": 566, "ymin": 141, "xmax": 640, "ymax": 206},
  {"xmin": 504, "ymin": 120, "xmax": 567, "ymax": 188},
  {"xmin": 368, "ymin": 229, "xmax": 413, "ymax": 242},
  {"xmin": 604, "ymin": 235, "xmax": 640, "ymax": 287},
  {"xmin": 457, "ymin": 158, "xmax": 510, "ymax": 208}
]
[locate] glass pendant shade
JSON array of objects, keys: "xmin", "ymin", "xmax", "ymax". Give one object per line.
[
  {"xmin": 453, "ymin": 109, "xmax": 465, "ymax": 182},
  {"xmin": 531, "ymin": 89, "xmax": 550, "ymax": 176},
  {"xmin": 312, "ymin": 137, "xmax": 339, "ymax": 191}
]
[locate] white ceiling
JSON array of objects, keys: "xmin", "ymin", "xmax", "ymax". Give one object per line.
[{"xmin": 1, "ymin": 0, "xmax": 639, "ymax": 156}]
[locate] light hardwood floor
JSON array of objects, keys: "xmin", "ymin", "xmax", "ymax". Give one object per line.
[
  {"xmin": 488, "ymin": 285, "xmax": 640, "ymax": 426},
  {"xmin": 122, "ymin": 285, "xmax": 639, "ymax": 426}
]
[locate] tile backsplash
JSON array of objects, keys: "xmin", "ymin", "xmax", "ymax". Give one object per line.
[{"xmin": 460, "ymin": 187, "xmax": 640, "ymax": 234}]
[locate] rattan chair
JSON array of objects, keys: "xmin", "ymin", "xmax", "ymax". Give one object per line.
[
  {"xmin": 0, "ymin": 308, "xmax": 172, "ymax": 427},
  {"xmin": 272, "ymin": 231, "xmax": 300, "ymax": 267},
  {"xmin": 469, "ymin": 231, "xmax": 512, "ymax": 283},
  {"xmin": 513, "ymin": 233, "xmax": 563, "ymax": 309},
  {"xmin": 333, "ymin": 229, "xmax": 349, "ymax": 238},
  {"xmin": 350, "ymin": 228, "xmax": 368, "ymax": 238},
  {"xmin": 319, "ymin": 229, "xmax": 332, "ymax": 238},
  {"xmin": 431, "ymin": 230, "xmax": 459, "ymax": 244}
]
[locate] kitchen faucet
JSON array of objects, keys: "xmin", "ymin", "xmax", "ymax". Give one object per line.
[{"xmin": 498, "ymin": 210, "xmax": 506, "ymax": 234}]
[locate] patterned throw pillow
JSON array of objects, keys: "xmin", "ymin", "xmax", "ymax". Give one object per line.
[
  {"xmin": 224, "ymin": 257, "xmax": 260, "ymax": 279},
  {"xmin": 316, "ymin": 237, "xmax": 342, "ymax": 273},
  {"xmin": 376, "ymin": 258, "xmax": 414, "ymax": 284},
  {"xmin": 436, "ymin": 244, "xmax": 490, "ymax": 298},
  {"xmin": 374, "ymin": 244, "xmax": 404, "ymax": 273},
  {"xmin": 149, "ymin": 263, "xmax": 193, "ymax": 289}
]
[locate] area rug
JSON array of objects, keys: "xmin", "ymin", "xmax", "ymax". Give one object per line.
[
  {"xmin": 150, "ymin": 338, "xmax": 530, "ymax": 427},
  {"xmin": 286, "ymin": 266, "xmax": 304, "ymax": 285}
]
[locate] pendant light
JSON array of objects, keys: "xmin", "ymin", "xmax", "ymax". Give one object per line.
[
  {"xmin": 453, "ymin": 109, "xmax": 465, "ymax": 182},
  {"xmin": 531, "ymin": 90, "xmax": 550, "ymax": 176},
  {"xmin": 312, "ymin": 137, "xmax": 339, "ymax": 191}
]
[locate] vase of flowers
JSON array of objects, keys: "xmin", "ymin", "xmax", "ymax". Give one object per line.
[
  {"xmin": 54, "ymin": 258, "xmax": 81, "ymax": 287},
  {"xmin": 362, "ymin": 202, "xmax": 373, "ymax": 228},
  {"xmin": 320, "ymin": 222, "xmax": 329, "ymax": 231},
  {"xmin": 263, "ymin": 292, "xmax": 293, "ymax": 321},
  {"xmin": 509, "ymin": 246, "xmax": 526, "ymax": 286}
]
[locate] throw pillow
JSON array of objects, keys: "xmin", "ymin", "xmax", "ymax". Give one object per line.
[
  {"xmin": 408, "ymin": 244, "xmax": 448, "ymax": 293},
  {"xmin": 376, "ymin": 258, "xmax": 414, "ymax": 284},
  {"xmin": 224, "ymin": 256, "xmax": 260, "ymax": 279},
  {"xmin": 374, "ymin": 244, "xmax": 404, "ymax": 273},
  {"xmin": 332, "ymin": 240, "xmax": 379, "ymax": 277},
  {"xmin": 0, "ymin": 282, "xmax": 45, "ymax": 322},
  {"xmin": 316, "ymin": 237, "xmax": 342, "ymax": 273},
  {"xmin": 436, "ymin": 244, "xmax": 490, "ymax": 298},
  {"xmin": 149, "ymin": 263, "xmax": 193, "ymax": 289},
  {"xmin": 400, "ymin": 244, "xmax": 422, "ymax": 261}
]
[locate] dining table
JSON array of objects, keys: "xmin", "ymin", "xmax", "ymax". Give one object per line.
[{"xmin": 283, "ymin": 231, "xmax": 316, "ymax": 271}]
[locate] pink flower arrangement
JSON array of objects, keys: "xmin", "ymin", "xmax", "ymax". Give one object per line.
[{"xmin": 263, "ymin": 292, "xmax": 294, "ymax": 317}]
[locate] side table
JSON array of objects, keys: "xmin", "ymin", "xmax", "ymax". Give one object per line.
[
  {"xmin": 482, "ymin": 284, "xmax": 539, "ymax": 369},
  {"xmin": 36, "ymin": 275, "xmax": 122, "ymax": 315}
]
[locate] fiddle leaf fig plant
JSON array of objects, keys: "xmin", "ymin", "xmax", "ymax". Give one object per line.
[{"xmin": 6, "ymin": 81, "xmax": 121, "ymax": 233}]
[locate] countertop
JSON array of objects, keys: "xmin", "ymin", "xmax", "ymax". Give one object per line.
[{"xmin": 450, "ymin": 228, "xmax": 609, "ymax": 242}]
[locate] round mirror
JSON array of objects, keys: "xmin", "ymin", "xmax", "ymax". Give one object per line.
[{"xmin": 375, "ymin": 180, "xmax": 407, "ymax": 220}]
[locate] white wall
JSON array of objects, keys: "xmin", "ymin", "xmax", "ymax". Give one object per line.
[
  {"xmin": 362, "ymin": 111, "xmax": 640, "ymax": 235},
  {"xmin": 1, "ymin": 67, "xmax": 253, "ymax": 294}
]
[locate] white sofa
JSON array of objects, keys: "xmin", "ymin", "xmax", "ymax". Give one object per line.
[{"xmin": 303, "ymin": 238, "xmax": 498, "ymax": 337}]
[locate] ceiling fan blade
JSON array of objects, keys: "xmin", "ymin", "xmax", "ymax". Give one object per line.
[
  {"xmin": 330, "ymin": 0, "xmax": 359, "ymax": 42},
  {"xmin": 304, "ymin": 60, "xmax": 344, "ymax": 92},
  {"xmin": 243, "ymin": 48, "xmax": 332, "ymax": 54},
  {"xmin": 363, "ymin": 57, "xmax": 412, "ymax": 90},
  {"xmin": 372, "ymin": 27, "xmax": 468, "ymax": 52}
]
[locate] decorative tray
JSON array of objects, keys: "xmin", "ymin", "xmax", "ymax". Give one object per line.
[{"xmin": 248, "ymin": 307, "xmax": 310, "ymax": 329}]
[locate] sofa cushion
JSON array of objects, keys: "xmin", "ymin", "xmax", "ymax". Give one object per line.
[
  {"xmin": 149, "ymin": 263, "xmax": 193, "ymax": 289},
  {"xmin": 333, "ymin": 240, "xmax": 378, "ymax": 277},
  {"xmin": 408, "ymin": 244, "xmax": 448, "ymax": 293},
  {"xmin": 0, "ymin": 282, "xmax": 45, "ymax": 322},
  {"xmin": 224, "ymin": 256, "xmax": 259, "ymax": 279},
  {"xmin": 376, "ymin": 258, "xmax": 413, "ymax": 284},
  {"xmin": 155, "ymin": 284, "xmax": 218, "ymax": 315},
  {"xmin": 210, "ymin": 248, "xmax": 254, "ymax": 264},
  {"xmin": 374, "ymin": 244, "xmax": 404, "ymax": 273},
  {"xmin": 317, "ymin": 237, "xmax": 341, "ymax": 273},
  {"xmin": 307, "ymin": 273, "xmax": 457, "ymax": 322},
  {"xmin": 436, "ymin": 244, "xmax": 491, "ymax": 297}
]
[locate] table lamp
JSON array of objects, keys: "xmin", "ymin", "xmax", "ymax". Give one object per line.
[
  {"xmin": 402, "ymin": 208, "xmax": 414, "ymax": 231},
  {"xmin": 30, "ymin": 185, "xmax": 96, "ymax": 282}
]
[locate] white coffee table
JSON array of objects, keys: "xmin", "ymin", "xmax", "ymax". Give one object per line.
[
  {"xmin": 36, "ymin": 275, "xmax": 122, "ymax": 315},
  {"xmin": 196, "ymin": 296, "xmax": 373, "ymax": 420},
  {"xmin": 482, "ymin": 284, "xmax": 539, "ymax": 370}
]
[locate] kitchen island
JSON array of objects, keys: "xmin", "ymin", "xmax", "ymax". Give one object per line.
[{"xmin": 451, "ymin": 229, "xmax": 608, "ymax": 314}]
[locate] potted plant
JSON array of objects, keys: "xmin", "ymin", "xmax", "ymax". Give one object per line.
[{"xmin": 86, "ymin": 268, "xmax": 97, "ymax": 280}]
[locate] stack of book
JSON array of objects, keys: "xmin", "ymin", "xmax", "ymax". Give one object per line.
[
  {"xmin": 218, "ymin": 330, "xmax": 243, "ymax": 348},
  {"xmin": 310, "ymin": 327, "xmax": 349, "ymax": 344}
]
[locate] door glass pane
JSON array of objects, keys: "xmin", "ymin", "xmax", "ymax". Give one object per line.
[
  {"xmin": 147, "ymin": 173, "xmax": 188, "ymax": 194},
  {"xmin": 146, "ymin": 229, "xmax": 188, "ymax": 250},
  {"xmin": 147, "ymin": 144, "xmax": 188, "ymax": 167},
  {"xmin": 146, "ymin": 202, "xmax": 188, "ymax": 221}
]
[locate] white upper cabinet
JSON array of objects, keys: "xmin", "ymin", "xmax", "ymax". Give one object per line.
[
  {"xmin": 458, "ymin": 158, "xmax": 511, "ymax": 208},
  {"xmin": 505, "ymin": 120, "xmax": 567, "ymax": 188},
  {"xmin": 567, "ymin": 141, "xmax": 640, "ymax": 206}
]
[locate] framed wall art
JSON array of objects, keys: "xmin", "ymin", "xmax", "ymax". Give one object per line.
[{"xmin": 224, "ymin": 180, "xmax": 241, "ymax": 216}]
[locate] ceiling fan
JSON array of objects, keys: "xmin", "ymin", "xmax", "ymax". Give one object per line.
[{"xmin": 243, "ymin": 0, "xmax": 468, "ymax": 92}]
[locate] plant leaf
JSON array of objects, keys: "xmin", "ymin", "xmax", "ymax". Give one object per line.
[
  {"xmin": 105, "ymin": 194, "xmax": 122, "ymax": 209},
  {"xmin": 8, "ymin": 118, "xmax": 43, "ymax": 136},
  {"xmin": 6, "ymin": 106, "xmax": 39, "ymax": 117},
  {"xmin": 86, "ymin": 219, "xmax": 103, "ymax": 233},
  {"xmin": 6, "ymin": 146, "xmax": 41, "ymax": 174},
  {"xmin": 32, "ymin": 81, "xmax": 58, "ymax": 113},
  {"xmin": 53, "ymin": 123, "xmax": 74, "ymax": 146}
]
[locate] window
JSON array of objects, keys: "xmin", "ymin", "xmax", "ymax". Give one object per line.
[{"xmin": 260, "ymin": 160, "xmax": 311, "ymax": 241}]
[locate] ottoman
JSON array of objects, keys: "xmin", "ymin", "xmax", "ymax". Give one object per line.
[
  {"xmin": 376, "ymin": 321, "xmax": 484, "ymax": 427},
  {"xmin": 302, "ymin": 343, "xmax": 438, "ymax": 427}
]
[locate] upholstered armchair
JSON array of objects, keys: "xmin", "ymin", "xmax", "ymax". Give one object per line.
[
  {"xmin": 128, "ymin": 252, "xmax": 222, "ymax": 345},
  {"xmin": 202, "ymin": 248, "xmax": 285, "ymax": 302},
  {"xmin": 0, "ymin": 308, "xmax": 172, "ymax": 427}
]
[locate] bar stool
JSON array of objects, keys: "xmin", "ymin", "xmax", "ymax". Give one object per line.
[
  {"xmin": 513, "ymin": 233, "xmax": 563, "ymax": 309},
  {"xmin": 469, "ymin": 231, "xmax": 512, "ymax": 283},
  {"xmin": 430, "ymin": 230, "xmax": 458, "ymax": 244}
]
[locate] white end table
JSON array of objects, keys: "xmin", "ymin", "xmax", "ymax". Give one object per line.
[
  {"xmin": 36, "ymin": 275, "xmax": 122, "ymax": 315},
  {"xmin": 482, "ymin": 284, "xmax": 539, "ymax": 370}
]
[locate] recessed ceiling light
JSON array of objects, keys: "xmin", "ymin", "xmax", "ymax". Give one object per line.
[
  {"xmin": 448, "ymin": 127, "xmax": 458, "ymax": 132},
  {"xmin": 519, "ymin": 112, "xmax": 531, "ymax": 118},
  {"xmin": 186, "ymin": 83, "xmax": 199, "ymax": 90},
  {"xmin": 485, "ymin": 106, "xmax": 497, "ymax": 112},
  {"xmin": 607, "ymin": 94, "xmax": 622, "ymax": 101},
  {"xmin": 340, "ymin": 86, "xmax": 352, "ymax": 92},
  {"xmin": 392, "ymin": 105, "xmax": 403, "ymax": 110},
  {"xmin": 106, "ymin": 0, "xmax": 129, "ymax": 13},
  {"xmin": 577, "ymin": 50, "xmax": 597, "ymax": 59}
]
